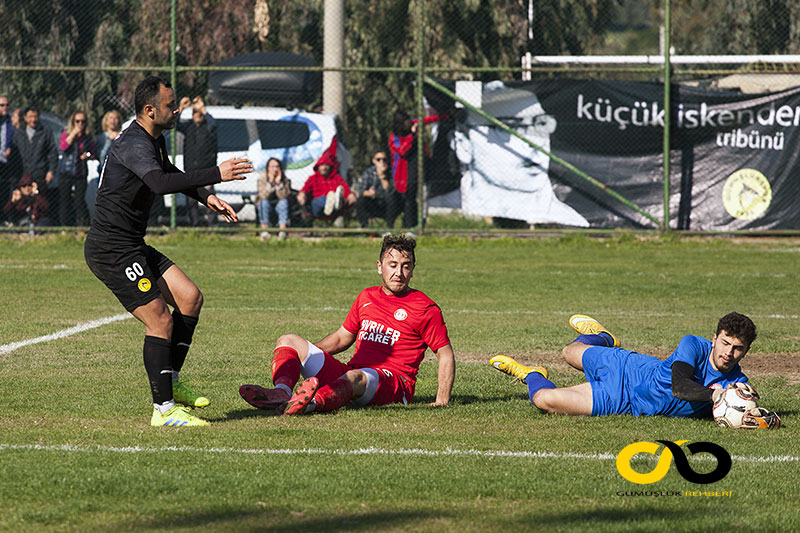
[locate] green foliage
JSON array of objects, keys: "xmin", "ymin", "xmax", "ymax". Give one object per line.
[
  {"xmin": 0, "ymin": 0, "xmax": 621, "ymax": 174},
  {"xmin": 670, "ymin": 0, "xmax": 800, "ymax": 55}
]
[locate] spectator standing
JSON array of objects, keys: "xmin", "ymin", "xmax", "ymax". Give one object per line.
[
  {"xmin": 256, "ymin": 157, "xmax": 291, "ymax": 240},
  {"xmin": 356, "ymin": 150, "xmax": 400, "ymax": 228},
  {"xmin": 88, "ymin": 110, "xmax": 123, "ymax": 221},
  {"xmin": 3, "ymin": 174, "xmax": 49, "ymax": 226},
  {"xmin": 297, "ymin": 150, "xmax": 356, "ymax": 219},
  {"xmin": 388, "ymin": 110, "xmax": 444, "ymax": 229},
  {"xmin": 13, "ymin": 106, "xmax": 58, "ymax": 221},
  {"xmin": 96, "ymin": 110, "xmax": 122, "ymax": 167},
  {"xmin": 177, "ymin": 96, "xmax": 217, "ymax": 226},
  {"xmin": 58, "ymin": 111, "xmax": 96, "ymax": 226},
  {"xmin": 0, "ymin": 96, "xmax": 15, "ymax": 216},
  {"xmin": 10, "ymin": 108, "xmax": 24, "ymax": 130}
]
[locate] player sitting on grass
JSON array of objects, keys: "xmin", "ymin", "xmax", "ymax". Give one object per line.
[
  {"xmin": 239, "ymin": 233, "xmax": 455, "ymax": 415},
  {"xmin": 490, "ymin": 312, "xmax": 777, "ymax": 426}
]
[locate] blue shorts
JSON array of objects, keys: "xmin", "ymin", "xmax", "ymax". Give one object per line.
[{"xmin": 582, "ymin": 346, "xmax": 658, "ymax": 416}]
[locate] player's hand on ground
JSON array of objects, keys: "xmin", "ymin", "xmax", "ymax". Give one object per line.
[
  {"xmin": 218, "ymin": 157, "xmax": 253, "ymax": 182},
  {"xmin": 206, "ymin": 194, "xmax": 239, "ymax": 223},
  {"xmin": 429, "ymin": 400, "xmax": 449, "ymax": 407}
]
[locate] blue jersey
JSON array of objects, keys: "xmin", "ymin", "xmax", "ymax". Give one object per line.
[{"xmin": 584, "ymin": 335, "xmax": 748, "ymax": 418}]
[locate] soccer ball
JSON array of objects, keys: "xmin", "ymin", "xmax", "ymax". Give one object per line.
[{"xmin": 713, "ymin": 383, "xmax": 759, "ymax": 428}]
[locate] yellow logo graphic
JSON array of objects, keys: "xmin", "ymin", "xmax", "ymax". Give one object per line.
[
  {"xmin": 616, "ymin": 440, "xmax": 689, "ymax": 485},
  {"xmin": 616, "ymin": 440, "xmax": 732, "ymax": 485},
  {"xmin": 138, "ymin": 278, "xmax": 152, "ymax": 292},
  {"xmin": 722, "ymin": 169, "xmax": 772, "ymax": 220}
]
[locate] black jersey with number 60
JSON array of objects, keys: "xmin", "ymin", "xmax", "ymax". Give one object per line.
[{"xmin": 89, "ymin": 120, "xmax": 220, "ymax": 247}]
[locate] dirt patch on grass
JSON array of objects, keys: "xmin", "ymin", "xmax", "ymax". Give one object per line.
[{"xmin": 741, "ymin": 353, "xmax": 800, "ymax": 384}]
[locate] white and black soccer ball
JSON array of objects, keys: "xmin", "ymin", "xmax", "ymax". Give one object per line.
[{"xmin": 713, "ymin": 383, "xmax": 760, "ymax": 428}]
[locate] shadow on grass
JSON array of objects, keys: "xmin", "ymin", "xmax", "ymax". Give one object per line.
[
  {"xmin": 519, "ymin": 506, "xmax": 695, "ymax": 529},
  {"xmin": 223, "ymin": 407, "xmax": 282, "ymax": 420},
  {"xmin": 402, "ymin": 394, "xmax": 520, "ymax": 406},
  {"xmin": 220, "ymin": 393, "xmax": 528, "ymax": 420},
  {"xmin": 125, "ymin": 508, "xmax": 449, "ymax": 532}
]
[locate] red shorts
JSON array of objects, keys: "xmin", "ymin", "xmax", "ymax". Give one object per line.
[{"xmin": 302, "ymin": 345, "xmax": 413, "ymax": 406}]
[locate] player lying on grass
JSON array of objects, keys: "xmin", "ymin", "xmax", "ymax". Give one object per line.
[
  {"xmin": 240, "ymin": 233, "xmax": 455, "ymax": 415},
  {"xmin": 490, "ymin": 312, "xmax": 779, "ymax": 427}
]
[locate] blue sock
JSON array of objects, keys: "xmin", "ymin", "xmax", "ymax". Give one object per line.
[
  {"xmin": 526, "ymin": 371, "xmax": 555, "ymax": 404},
  {"xmin": 575, "ymin": 333, "xmax": 614, "ymax": 347}
]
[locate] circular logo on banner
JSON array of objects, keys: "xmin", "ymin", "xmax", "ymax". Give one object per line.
[
  {"xmin": 394, "ymin": 308, "xmax": 408, "ymax": 321},
  {"xmin": 138, "ymin": 278, "xmax": 152, "ymax": 292},
  {"xmin": 722, "ymin": 169, "xmax": 772, "ymax": 220}
]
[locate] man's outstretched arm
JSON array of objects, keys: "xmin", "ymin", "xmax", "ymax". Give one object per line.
[
  {"xmin": 671, "ymin": 361, "xmax": 715, "ymax": 402},
  {"xmin": 431, "ymin": 343, "xmax": 455, "ymax": 406}
]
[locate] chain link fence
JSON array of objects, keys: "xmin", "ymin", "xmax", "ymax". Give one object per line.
[{"xmin": 2, "ymin": 0, "xmax": 800, "ymax": 234}]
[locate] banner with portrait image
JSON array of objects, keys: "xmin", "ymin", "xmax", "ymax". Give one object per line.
[{"xmin": 425, "ymin": 79, "xmax": 800, "ymax": 230}]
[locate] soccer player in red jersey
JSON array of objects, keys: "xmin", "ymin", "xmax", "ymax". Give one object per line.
[{"xmin": 239, "ymin": 233, "xmax": 455, "ymax": 414}]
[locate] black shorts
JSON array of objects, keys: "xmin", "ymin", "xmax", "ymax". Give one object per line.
[{"xmin": 84, "ymin": 237, "xmax": 174, "ymax": 312}]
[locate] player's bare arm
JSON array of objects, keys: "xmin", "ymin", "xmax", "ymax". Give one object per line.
[
  {"xmin": 431, "ymin": 343, "xmax": 455, "ymax": 407},
  {"xmin": 315, "ymin": 326, "xmax": 356, "ymax": 356},
  {"xmin": 218, "ymin": 157, "xmax": 253, "ymax": 181}
]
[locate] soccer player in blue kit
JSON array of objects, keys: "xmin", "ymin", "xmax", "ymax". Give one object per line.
[{"xmin": 491, "ymin": 312, "xmax": 759, "ymax": 419}]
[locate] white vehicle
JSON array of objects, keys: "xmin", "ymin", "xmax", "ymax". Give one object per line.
[{"xmin": 122, "ymin": 105, "xmax": 350, "ymax": 221}]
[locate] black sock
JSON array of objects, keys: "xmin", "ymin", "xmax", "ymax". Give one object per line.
[
  {"xmin": 143, "ymin": 335, "xmax": 174, "ymax": 405},
  {"xmin": 171, "ymin": 312, "xmax": 198, "ymax": 374}
]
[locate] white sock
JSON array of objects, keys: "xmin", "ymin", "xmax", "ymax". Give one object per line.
[
  {"xmin": 275, "ymin": 383, "xmax": 292, "ymax": 396},
  {"xmin": 155, "ymin": 400, "xmax": 176, "ymax": 414}
]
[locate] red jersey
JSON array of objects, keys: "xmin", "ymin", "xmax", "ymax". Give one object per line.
[{"xmin": 342, "ymin": 286, "xmax": 450, "ymax": 387}]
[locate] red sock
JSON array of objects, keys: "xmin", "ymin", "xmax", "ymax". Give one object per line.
[
  {"xmin": 314, "ymin": 379, "xmax": 354, "ymax": 412},
  {"xmin": 271, "ymin": 347, "xmax": 301, "ymax": 390}
]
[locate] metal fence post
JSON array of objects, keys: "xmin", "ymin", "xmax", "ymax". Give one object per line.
[
  {"xmin": 662, "ymin": 0, "xmax": 671, "ymax": 232},
  {"xmin": 416, "ymin": 0, "xmax": 425, "ymax": 233},
  {"xmin": 169, "ymin": 0, "xmax": 177, "ymax": 229}
]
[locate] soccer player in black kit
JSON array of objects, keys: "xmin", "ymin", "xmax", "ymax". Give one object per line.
[{"xmin": 84, "ymin": 76, "xmax": 253, "ymax": 427}]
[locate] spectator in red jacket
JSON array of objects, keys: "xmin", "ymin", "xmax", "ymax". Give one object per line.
[
  {"xmin": 388, "ymin": 110, "xmax": 445, "ymax": 228},
  {"xmin": 298, "ymin": 149, "xmax": 356, "ymax": 218}
]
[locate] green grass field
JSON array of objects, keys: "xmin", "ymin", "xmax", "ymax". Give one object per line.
[{"xmin": 1, "ymin": 233, "xmax": 799, "ymax": 532}]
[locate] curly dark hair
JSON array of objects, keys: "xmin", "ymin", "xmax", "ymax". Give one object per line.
[
  {"xmin": 716, "ymin": 312, "xmax": 757, "ymax": 347},
  {"xmin": 379, "ymin": 233, "xmax": 416, "ymax": 264}
]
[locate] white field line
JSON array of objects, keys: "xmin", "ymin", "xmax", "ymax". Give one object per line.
[
  {"xmin": 0, "ymin": 313, "xmax": 131, "ymax": 355},
  {"xmin": 0, "ymin": 443, "xmax": 796, "ymax": 464}
]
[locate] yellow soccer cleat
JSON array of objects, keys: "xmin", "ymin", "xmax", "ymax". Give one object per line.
[
  {"xmin": 173, "ymin": 380, "xmax": 210, "ymax": 409},
  {"xmin": 569, "ymin": 314, "xmax": 620, "ymax": 347},
  {"xmin": 151, "ymin": 405, "xmax": 210, "ymax": 427},
  {"xmin": 489, "ymin": 355, "xmax": 548, "ymax": 382}
]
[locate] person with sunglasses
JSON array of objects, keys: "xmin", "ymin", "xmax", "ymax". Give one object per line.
[
  {"xmin": 58, "ymin": 111, "xmax": 96, "ymax": 225},
  {"xmin": 355, "ymin": 150, "xmax": 401, "ymax": 229}
]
